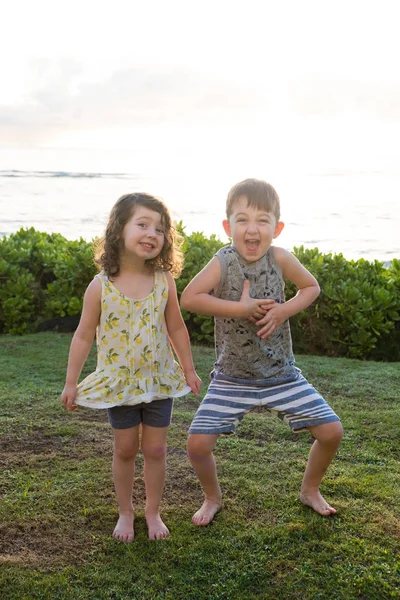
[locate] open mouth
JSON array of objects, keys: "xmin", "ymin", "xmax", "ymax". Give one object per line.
[
  {"xmin": 245, "ymin": 240, "xmax": 260, "ymax": 252},
  {"xmin": 141, "ymin": 242, "xmax": 155, "ymax": 250}
]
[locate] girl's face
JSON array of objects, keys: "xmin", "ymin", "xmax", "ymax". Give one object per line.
[{"xmin": 121, "ymin": 206, "xmax": 165, "ymax": 261}]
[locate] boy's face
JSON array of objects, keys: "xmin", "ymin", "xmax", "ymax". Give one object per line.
[{"xmin": 223, "ymin": 195, "xmax": 284, "ymax": 262}]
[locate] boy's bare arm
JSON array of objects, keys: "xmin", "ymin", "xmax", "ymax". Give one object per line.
[
  {"xmin": 255, "ymin": 247, "xmax": 320, "ymax": 339},
  {"xmin": 180, "ymin": 257, "xmax": 270, "ymax": 319},
  {"xmin": 274, "ymin": 247, "xmax": 320, "ymax": 315}
]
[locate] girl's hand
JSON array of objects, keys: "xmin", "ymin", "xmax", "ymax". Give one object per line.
[
  {"xmin": 61, "ymin": 383, "xmax": 79, "ymax": 411},
  {"xmin": 185, "ymin": 370, "xmax": 202, "ymax": 395},
  {"xmin": 240, "ymin": 280, "xmax": 274, "ymax": 319},
  {"xmin": 255, "ymin": 302, "xmax": 289, "ymax": 339}
]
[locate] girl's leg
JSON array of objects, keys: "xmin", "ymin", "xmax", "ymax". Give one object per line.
[
  {"xmin": 187, "ymin": 433, "xmax": 222, "ymax": 526},
  {"xmin": 300, "ymin": 421, "xmax": 343, "ymax": 516},
  {"xmin": 112, "ymin": 426, "xmax": 140, "ymax": 542},
  {"xmin": 141, "ymin": 424, "xmax": 170, "ymax": 540}
]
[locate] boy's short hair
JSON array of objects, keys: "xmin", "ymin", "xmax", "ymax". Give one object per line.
[{"xmin": 226, "ymin": 178, "xmax": 280, "ymax": 222}]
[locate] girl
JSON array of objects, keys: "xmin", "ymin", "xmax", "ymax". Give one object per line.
[{"xmin": 61, "ymin": 192, "xmax": 201, "ymax": 542}]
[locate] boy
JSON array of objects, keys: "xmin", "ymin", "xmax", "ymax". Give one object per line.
[{"xmin": 180, "ymin": 178, "xmax": 343, "ymax": 526}]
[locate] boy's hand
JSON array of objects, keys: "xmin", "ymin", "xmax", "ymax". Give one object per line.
[
  {"xmin": 248, "ymin": 305, "xmax": 268, "ymax": 322},
  {"xmin": 61, "ymin": 384, "xmax": 79, "ymax": 411},
  {"xmin": 240, "ymin": 280, "xmax": 274, "ymax": 319},
  {"xmin": 185, "ymin": 370, "xmax": 202, "ymax": 395},
  {"xmin": 255, "ymin": 302, "xmax": 289, "ymax": 339}
]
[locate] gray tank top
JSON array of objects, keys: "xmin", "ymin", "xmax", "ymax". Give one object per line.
[{"xmin": 213, "ymin": 245, "xmax": 297, "ymax": 383}]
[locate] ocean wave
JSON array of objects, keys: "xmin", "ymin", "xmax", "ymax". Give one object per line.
[{"xmin": 0, "ymin": 170, "xmax": 135, "ymax": 179}]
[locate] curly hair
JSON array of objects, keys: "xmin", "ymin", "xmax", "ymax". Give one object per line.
[{"xmin": 93, "ymin": 193, "xmax": 184, "ymax": 278}]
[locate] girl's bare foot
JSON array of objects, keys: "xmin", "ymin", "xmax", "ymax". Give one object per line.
[
  {"xmin": 300, "ymin": 490, "xmax": 336, "ymax": 516},
  {"xmin": 192, "ymin": 499, "xmax": 222, "ymax": 526},
  {"xmin": 112, "ymin": 512, "xmax": 134, "ymax": 542},
  {"xmin": 146, "ymin": 513, "xmax": 170, "ymax": 540}
]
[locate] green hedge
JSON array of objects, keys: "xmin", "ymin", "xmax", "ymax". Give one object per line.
[
  {"xmin": 175, "ymin": 224, "xmax": 225, "ymax": 343},
  {"xmin": 0, "ymin": 228, "xmax": 96, "ymax": 334},
  {"xmin": 0, "ymin": 227, "xmax": 399, "ymax": 361},
  {"xmin": 285, "ymin": 247, "xmax": 400, "ymax": 361}
]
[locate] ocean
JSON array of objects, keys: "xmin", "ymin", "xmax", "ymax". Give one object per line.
[{"xmin": 1, "ymin": 147, "xmax": 398, "ymax": 263}]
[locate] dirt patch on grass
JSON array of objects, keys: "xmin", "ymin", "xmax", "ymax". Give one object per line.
[
  {"xmin": 73, "ymin": 409, "xmax": 109, "ymax": 423},
  {"xmin": 0, "ymin": 429, "xmax": 67, "ymax": 469},
  {"xmin": 374, "ymin": 513, "xmax": 400, "ymax": 537},
  {"xmin": 0, "ymin": 548, "xmax": 41, "ymax": 566},
  {"xmin": 0, "ymin": 424, "xmax": 113, "ymax": 467},
  {"xmin": 128, "ymin": 452, "xmax": 200, "ymax": 507},
  {"xmin": 164, "ymin": 461, "xmax": 201, "ymax": 506},
  {"xmin": 1, "ymin": 428, "xmax": 66, "ymax": 454},
  {"xmin": 0, "ymin": 421, "xmax": 202, "ymax": 568},
  {"xmin": 0, "ymin": 521, "xmax": 99, "ymax": 567},
  {"xmin": 176, "ymin": 398, "xmax": 200, "ymax": 412},
  {"xmin": 237, "ymin": 430, "xmax": 308, "ymax": 445}
]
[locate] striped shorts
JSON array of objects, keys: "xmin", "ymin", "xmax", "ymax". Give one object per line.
[{"xmin": 189, "ymin": 372, "xmax": 340, "ymax": 435}]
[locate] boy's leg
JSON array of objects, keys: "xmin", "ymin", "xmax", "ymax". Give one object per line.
[
  {"xmin": 187, "ymin": 433, "xmax": 222, "ymax": 525},
  {"xmin": 141, "ymin": 424, "xmax": 170, "ymax": 540},
  {"xmin": 112, "ymin": 426, "xmax": 140, "ymax": 542},
  {"xmin": 300, "ymin": 421, "xmax": 343, "ymax": 516},
  {"xmin": 256, "ymin": 373, "xmax": 342, "ymax": 517}
]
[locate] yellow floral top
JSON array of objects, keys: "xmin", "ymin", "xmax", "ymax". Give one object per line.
[{"xmin": 76, "ymin": 270, "xmax": 191, "ymax": 408}]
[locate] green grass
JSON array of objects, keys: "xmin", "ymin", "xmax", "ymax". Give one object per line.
[{"xmin": 0, "ymin": 332, "xmax": 399, "ymax": 600}]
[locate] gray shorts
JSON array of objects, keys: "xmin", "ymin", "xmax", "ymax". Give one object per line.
[
  {"xmin": 108, "ymin": 398, "xmax": 173, "ymax": 430},
  {"xmin": 189, "ymin": 373, "xmax": 340, "ymax": 435}
]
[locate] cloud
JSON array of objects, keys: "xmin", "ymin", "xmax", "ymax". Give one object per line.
[
  {"xmin": 291, "ymin": 76, "xmax": 400, "ymax": 120},
  {"xmin": 1, "ymin": 59, "xmax": 277, "ymax": 146},
  {"xmin": 2, "ymin": 57, "xmax": 400, "ymax": 148}
]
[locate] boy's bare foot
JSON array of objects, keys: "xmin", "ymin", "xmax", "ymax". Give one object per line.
[
  {"xmin": 300, "ymin": 490, "xmax": 336, "ymax": 516},
  {"xmin": 192, "ymin": 499, "xmax": 222, "ymax": 526},
  {"xmin": 112, "ymin": 513, "xmax": 134, "ymax": 542},
  {"xmin": 146, "ymin": 513, "xmax": 170, "ymax": 540}
]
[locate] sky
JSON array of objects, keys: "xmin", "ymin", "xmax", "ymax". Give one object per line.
[
  {"xmin": 1, "ymin": 0, "xmax": 400, "ymax": 262},
  {"xmin": 2, "ymin": 0, "xmax": 400, "ymax": 169}
]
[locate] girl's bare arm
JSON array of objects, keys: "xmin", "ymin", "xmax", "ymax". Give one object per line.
[
  {"xmin": 164, "ymin": 272, "xmax": 201, "ymax": 394},
  {"xmin": 61, "ymin": 278, "xmax": 101, "ymax": 409}
]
